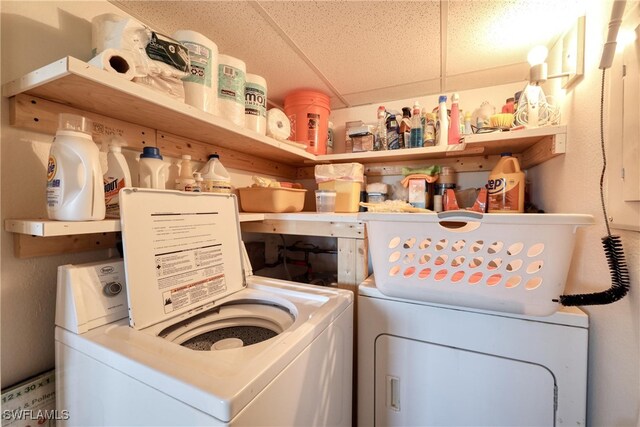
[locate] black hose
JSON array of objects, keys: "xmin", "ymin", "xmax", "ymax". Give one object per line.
[{"xmin": 559, "ymin": 69, "xmax": 630, "ymax": 306}]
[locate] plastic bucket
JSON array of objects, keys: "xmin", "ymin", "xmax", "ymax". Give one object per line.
[{"xmin": 284, "ymin": 90, "xmax": 330, "ymax": 155}]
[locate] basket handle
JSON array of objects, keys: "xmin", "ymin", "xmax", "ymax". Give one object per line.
[{"xmin": 437, "ymin": 210, "xmax": 483, "ymax": 233}]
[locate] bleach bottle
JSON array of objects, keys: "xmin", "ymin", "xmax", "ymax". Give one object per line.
[
  {"xmin": 138, "ymin": 147, "xmax": 167, "ymax": 189},
  {"xmin": 47, "ymin": 114, "xmax": 105, "ymax": 221},
  {"xmin": 199, "ymin": 154, "xmax": 231, "ymax": 193}
]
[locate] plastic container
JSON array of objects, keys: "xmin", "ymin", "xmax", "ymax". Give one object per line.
[
  {"xmin": 318, "ymin": 180, "xmax": 362, "ymax": 212},
  {"xmin": 360, "ymin": 211, "xmax": 594, "ymax": 316},
  {"xmin": 238, "ymin": 187, "xmax": 306, "ymax": 213},
  {"xmin": 175, "ymin": 154, "xmax": 195, "ymax": 191},
  {"xmin": 138, "ymin": 147, "xmax": 167, "ymax": 189},
  {"xmin": 199, "ymin": 154, "xmax": 231, "ymax": 193},
  {"xmin": 448, "ymin": 93, "xmax": 461, "ymax": 145},
  {"xmin": 437, "ymin": 95, "xmax": 448, "ymax": 146},
  {"xmin": 47, "ymin": 114, "xmax": 105, "ymax": 221},
  {"xmin": 103, "ymin": 142, "xmax": 131, "ymax": 218},
  {"xmin": 315, "ymin": 190, "xmax": 337, "ymax": 213},
  {"xmin": 284, "ymin": 90, "xmax": 331, "ymax": 155},
  {"xmin": 375, "ymin": 106, "xmax": 387, "ymax": 151},
  {"xmin": 409, "ymin": 101, "xmax": 423, "ymax": 148},
  {"xmin": 488, "ymin": 153, "xmax": 525, "ymax": 213}
]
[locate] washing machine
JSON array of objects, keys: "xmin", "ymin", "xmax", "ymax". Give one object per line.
[
  {"xmin": 358, "ymin": 276, "xmax": 588, "ymax": 427},
  {"xmin": 54, "ymin": 189, "xmax": 353, "ymax": 426}
]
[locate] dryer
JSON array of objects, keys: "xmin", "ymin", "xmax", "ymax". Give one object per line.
[
  {"xmin": 358, "ymin": 276, "xmax": 588, "ymax": 427},
  {"xmin": 55, "ymin": 189, "xmax": 353, "ymax": 426}
]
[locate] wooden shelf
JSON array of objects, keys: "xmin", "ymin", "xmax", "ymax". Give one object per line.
[
  {"xmin": 3, "ymin": 57, "xmax": 566, "ymax": 172},
  {"xmin": 2, "ymin": 57, "xmax": 315, "ymax": 165}
]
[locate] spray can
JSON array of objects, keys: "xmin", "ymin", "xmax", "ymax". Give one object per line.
[
  {"xmin": 47, "ymin": 114, "xmax": 105, "ymax": 221},
  {"xmin": 487, "ymin": 153, "xmax": 525, "ymax": 213}
]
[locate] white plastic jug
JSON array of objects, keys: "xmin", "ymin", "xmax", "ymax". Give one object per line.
[
  {"xmin": 47, "ymin": 114, "xmax": 106, "ymax": 221},
  {"xmin": 199, "ymin": 154, "xmax": 231, "ymax": 193},
  {"xmin": 138, "ymin": 147, "xmax": 167, "ymax": 189}
]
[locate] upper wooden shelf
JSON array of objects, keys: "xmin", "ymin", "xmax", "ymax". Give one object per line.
[
  {"xmin": 3, "ymin": 57, "xmax": 566, "ymax": 170},
  {"xmin": 2, "ymin": 57, "xmax": 315, "ymax": 165}
]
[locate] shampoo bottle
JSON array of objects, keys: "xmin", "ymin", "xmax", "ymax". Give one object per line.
[
  {"xmin": 47, "ymin": 114, "xmax": 105, "ymax": 221},
  {"xmin": 103, "ymin": 140, "xmax": 131, "ymax": 218}
]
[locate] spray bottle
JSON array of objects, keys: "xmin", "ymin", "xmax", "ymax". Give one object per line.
[
  {"xmin": 103, "ymin": 137, "xmax": 131, "ymax": 218},
  {"xmin": 409, "ymin": 101, "xmax": 423, "ymax": 148},
  {"xmin": 448, "ymin": 93, "xmax": 461, "ymax": 145},
  {"xmin": 436, "ymin": 95, "xmax": 448, "ymax": 147}
]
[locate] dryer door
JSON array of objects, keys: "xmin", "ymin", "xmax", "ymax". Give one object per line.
[{"xmin": 375, "ymin": 334, "xmax": 555, "ymax": 426}]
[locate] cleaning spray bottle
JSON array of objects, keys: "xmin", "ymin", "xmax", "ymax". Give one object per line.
[
  {"xmin": 448, "ymin": 93, "xmax": 461, "ymax": 145},
  {"xmin": 103, "ymin": 137, "xmax": 131, "ymax": 218},
  {"xmin": 175, "ymin": 154, "xmax": 196, "ymax": 191},
  {"xmin": 47, "ymin": 114, "xmax": 105, "ymax": 221},
  {"xmin": 436, "ymin": 95, "xmax": 448, "ymax": 147}
]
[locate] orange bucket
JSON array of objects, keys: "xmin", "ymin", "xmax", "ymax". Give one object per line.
[{"xmin": 284, "ymin": 90, "xmax": 331, "ymax": 155}]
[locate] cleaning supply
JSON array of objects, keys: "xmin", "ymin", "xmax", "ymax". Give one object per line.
[
  {"xmin": 464, "ymin": 111, "xmax": 472, "ymax": 135},
  {"xmin": 487, "ymin": 153, "xmax": 525, "ymax": 213},
  {"xmin": 138, "ymin": 147, "xmax": 167, "ymax": 189},
  {"xmin": 386, "ymin": 113, "xmax": 401, "ymax": 150},
  {"xmin": 424, "ymin": 113, "xmax": 436, "ymax": 146},
  {"xmin": 103, "ymin": 139, "xmax": 131, "ymax": 218},
  {"xmin": 399, "ymin": 107, "xmax": 411, "ymax": 149},
  {"xmin": 436, "ymin": 95, "xmax": 448, "ymax": 146},
  {"xmin": 192, "ymin": 172, "xmax": 203, "ymax": 192},
  {"xmin": 199, "ymin": 154, "xmax": 231, "ymax": 193},
  {"xmin": 47, "ymin": 113, "xmax": 105, "ymax": 221},
  {"xmin": 448, "ymin": 93, "xmax": 461, "ymax": 145},
  {"xmin": 375, "ymin": 106, "xmax": 387, "ymax": 151},
  {"xmin": 409, "ymin": 101, "xmax": 423, "ymax": 148},
  {"xmin": 175, "ymin": 154, "xmax": 195, "ymax": 191}
]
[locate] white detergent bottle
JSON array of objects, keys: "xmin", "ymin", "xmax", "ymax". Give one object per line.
[
  {"xmin": 199, "ymin": 154, "xmax": 231, "ymax": 193},
  {"xmin": 47, "ymin": 114, "xmax": 105, "ymax": 221},
  {"xmin": 175, "ymin": 154, "xmax": 196, "ymax": 191},
  {"xmin": 138, "ymin": 147, "xmax": 167, "ymax": 189},
  {"xmin": 103, "ymin": 138, "xmax": 132, "ymax": 218}
]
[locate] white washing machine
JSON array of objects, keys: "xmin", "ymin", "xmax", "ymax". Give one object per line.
[
  {"xmin": 358, "ymin": 276, "xmax": 588, "ymax": 427},
  {"xmin": 55, "ymin": 189, "xmax": 353, "ymax": 426}
]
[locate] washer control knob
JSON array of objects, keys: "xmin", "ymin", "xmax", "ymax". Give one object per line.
[{"xmin": 103, "ymin": 281, "xmax": 123, "ymax": 297}]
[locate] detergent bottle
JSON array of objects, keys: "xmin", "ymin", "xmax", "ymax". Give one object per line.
[
  {"xmin": 487, "ymin": 153, "xmax": 525, "ymax": 213},
  {"xmin": 138, "ymin": 147, "xmax": 167, "ymax": 189},
  {"xmin": 103, "ymin": 138, "xmax": 131, "ymax": 218},
  {"xmin": 47, "ymin": 114, "xmax": 105, "ymax": 221}
]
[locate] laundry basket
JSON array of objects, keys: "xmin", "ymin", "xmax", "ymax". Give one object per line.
[{"xmin": 360, "ymin": 211, "xmax": 594, "ymax": 316}]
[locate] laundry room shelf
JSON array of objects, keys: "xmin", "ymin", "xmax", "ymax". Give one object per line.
[
  {"xmin": 3, "ymin": 57, "xmax": 567, "ymax": 175},
  {"xmin": 2, "ymin": 56, "xmax": 315, "ymax": 167},
  {"xmin": 5, "ymin": 214, "xmax": 267, "ymax": 259}
]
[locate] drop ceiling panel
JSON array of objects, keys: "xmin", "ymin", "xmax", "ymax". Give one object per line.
[
  {"xmin": 112, "ymin": 0, "xmax": 334, "ymax": 106},
  {"xmin": 447, "ymin": 0, "xmax": 585, "ymax": 76},
  {"xmin": 258, "ymin": 1, "xmax": 442, "ymax": 96},
  {"xmin": 343, "ymin": 78, "xmax": 442, "ymax": 109}
]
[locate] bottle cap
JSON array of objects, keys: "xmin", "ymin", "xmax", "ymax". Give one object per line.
[
  {"xmin": 181, "ymin": 154, "xmax": 192, "ymax": 160},
  {"xmin": 501, "ymin": 152, "xmax": 513, "ymax": 157},
  {"xmin": 402, "ymin": 107, "xmax": 411, "ymax": 117},
  {"xmin": 140, "ymin": 146, "xmax": 163, "ymax": 160},
  {"xmin": 58, "ymin": 113, "xmax": 92, "ymax": 135},
  {"xmin": 208, "ymin": 154, "xmax": 220, "ymax": 160},
  {"xmin": 451, "ymin": 93, "xmax": 459, "ymax": 103},
  {"xmin": 438, "ymin": 95, "xmax": 447, "ymax": 103}
]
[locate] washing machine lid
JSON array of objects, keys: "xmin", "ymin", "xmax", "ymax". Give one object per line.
[{"xmin": 120, "ymin": 189, "xmax": 246, "ymax": 330}]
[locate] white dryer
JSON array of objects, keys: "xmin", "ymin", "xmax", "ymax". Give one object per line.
[
  {"xmin": 358, "ymin": 276, "xmax": 588, "ymax": 427},
  {"xmin": 55, "ymin": 189, "xmax": 353, "ymax": 426}
]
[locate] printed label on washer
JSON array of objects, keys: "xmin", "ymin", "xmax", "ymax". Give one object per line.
[{"xmin": 150, "ymin": 211, "xmax": 228, "ymax": 312}]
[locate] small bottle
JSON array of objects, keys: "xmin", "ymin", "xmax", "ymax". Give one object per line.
[
  {"xmin": 375, "ymin": 106, "xmax": 387, "ymax": 151},
  {"xmin": 327, "ymin": 121, "xmax": 335, "ymax": 154},
  {"xmin": 409, "ymin": 101, "xmax": 423, "ymax": 148},
  {"xmin": 192, "ymin": 172, "xmax": 203, "ymax": 192},
  {"xmin": 175, "ymin": 154, "xmax": 196, "ymax": 191},
  {"xmin": 47, "ymin": 114, "xmax": 105, "ymax": 221},
  {"xmin": 138, "ymin": 147, "xmax": 167, "ymax": 189},
  {"xmin": 386, "ymin": 114, "xmax": 401, "ymax": 150},
  {"xmin": 448, "ymin": 93, "xmax": 461, "ymax": 145},
  {"xmin": 436, "ymin": 95, "xmax": 448, "ymax": 146},
  {"xmin": 199, "ymin": 154, "xmax": 232, "ymax": 193},
  {"xmin": 103, "ymin": 140, "xmax": 131, "ymax": 218},
  {"xmin": 464, "ymin": 111, "xmax": 473, "ymax": 135},
  {"xmin": 399, "ymin": 107, "xmax": 411, "ymax": 149},
  {"xmin": 424, "ymin": 113, "xmax": 436, "ymax": 146}
]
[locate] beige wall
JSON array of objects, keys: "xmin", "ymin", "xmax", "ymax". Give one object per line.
[{"xmin": 1, "ymin": 1, "xmax": 638, "ymax": 426}]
